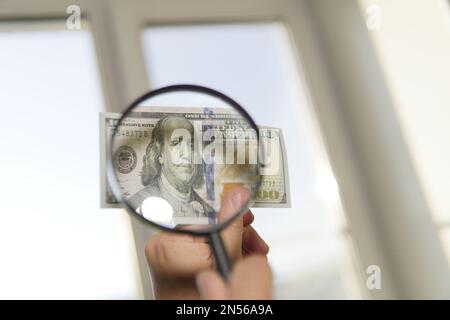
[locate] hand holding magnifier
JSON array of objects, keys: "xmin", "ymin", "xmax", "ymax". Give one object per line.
[{"xmin": 107, "ymin": 84, "xmax": 264, "ymax": 279}]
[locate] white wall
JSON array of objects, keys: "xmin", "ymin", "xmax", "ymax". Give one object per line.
[{"xmin": 359, "ymin": 0, "xmax": 450, "ymax": 227}]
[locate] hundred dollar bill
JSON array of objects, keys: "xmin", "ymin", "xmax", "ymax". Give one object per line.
[{"xmin": 99, "ymin": 110, "xmax": 290, "ymax": 211}]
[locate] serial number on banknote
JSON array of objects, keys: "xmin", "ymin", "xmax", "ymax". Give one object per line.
[{"xmin": 112, "ymin": 130, "xmax": 151, "ymax": 138}]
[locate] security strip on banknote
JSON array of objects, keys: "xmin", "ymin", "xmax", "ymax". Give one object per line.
[{"xmin": 99, "ymin": 110, "xmax": 291, "ymax": 210}]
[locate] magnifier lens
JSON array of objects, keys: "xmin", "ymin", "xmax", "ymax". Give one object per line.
[{"xmin": 108, "ymin": 87, "xmax": 261, "ymax": 233}]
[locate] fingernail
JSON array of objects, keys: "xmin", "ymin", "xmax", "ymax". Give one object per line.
[{"xmin": 230, "ymin": 190, "xmax": 242, "ymax": 212}]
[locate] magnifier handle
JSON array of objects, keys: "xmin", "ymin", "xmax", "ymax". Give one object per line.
[{"xmin": 208, "ymin": 232, "xmax": 232, "ymax": 280}]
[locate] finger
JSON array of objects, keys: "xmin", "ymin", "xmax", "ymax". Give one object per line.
[
  {"xmin": 196, "ymin": 270, "xmax": 229, "ymax": 300},
  {"xmin": 218, "ymin": 186, "xmax": 251, "ymax": 224},
  {"xmin": 175, "ymin": 225, "xmax": 210, "ymax": 241},
  {"xmin": 242, "ymin": 226, "xmax": 270, "ymax": 255},
  {"xmin": 160, "ymin": 228, "xmax": 207, "ymax": 243},
  {"xmin": 218, "ymin": 187, "xmax": 251, "ymax": 261},
  {"xmin": 145, "ymin": 232, "xmax": 212, "ymax": 277},
  {"xmin": 243, "ymin": 210, "xmax": 254, "ymax": 227},
  {"xmin": 229, "ymin": 255, "xmax": 272, "ymax": 300}
]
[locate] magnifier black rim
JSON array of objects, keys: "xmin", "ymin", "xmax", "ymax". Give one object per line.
[{"xmin": 107, "ymin": 84, "xmax": 263, "ymax": 236}]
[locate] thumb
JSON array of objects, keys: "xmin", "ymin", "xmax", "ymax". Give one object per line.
[{"xmin": 218, "ymin": 187, "xmax": 251, "ymax": 261}]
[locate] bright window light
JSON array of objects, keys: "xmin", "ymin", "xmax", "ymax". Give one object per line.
[{"xmin": 0, "ymin": 22, "xmax": 141, "ymax": 299}]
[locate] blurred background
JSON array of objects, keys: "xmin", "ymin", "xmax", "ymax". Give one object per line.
[{"xmin": 0, "ymin": 0, "xmax": 449, "ymax": 299}]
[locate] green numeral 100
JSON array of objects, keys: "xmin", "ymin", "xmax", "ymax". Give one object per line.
[{"xmin": 256, "ymin": 190, "xmax": 279, "ymax": 200}]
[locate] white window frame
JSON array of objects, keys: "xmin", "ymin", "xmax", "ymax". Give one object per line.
[{"xmin": 3, "ymin": 0, "xmax": 449, "ymax": 299}]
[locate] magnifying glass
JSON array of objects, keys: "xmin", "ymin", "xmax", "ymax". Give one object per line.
[{"xmin": 107, "ymin": 84, "xmax": 263, "ymax": 279}]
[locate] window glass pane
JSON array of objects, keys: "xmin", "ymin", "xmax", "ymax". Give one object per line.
[
  {"xmin": 142, "ymin": 23, "xmax": 362, "ymax": 299},
  {"xmin": 0, "ymin": 22, "xmax": 141, "ymax": 299}
]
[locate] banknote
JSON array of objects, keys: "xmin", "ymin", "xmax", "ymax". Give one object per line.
[{"xmin": 99, "ymin": 109, "xmax": 291, "ymax": 218}]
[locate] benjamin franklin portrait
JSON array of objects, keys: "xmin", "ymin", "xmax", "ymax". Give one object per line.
[{"xmin": 128, "ymin": 115, "xmax": 212, "ymax": 217}]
